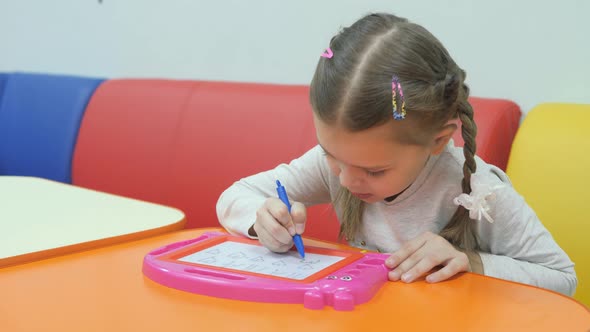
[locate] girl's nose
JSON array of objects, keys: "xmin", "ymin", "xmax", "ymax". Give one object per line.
[{"xmin": 338, "ymin": 165, "xmax": 364, "ymax": 189}]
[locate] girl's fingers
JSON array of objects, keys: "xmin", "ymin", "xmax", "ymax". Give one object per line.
[
  {"xmin": 386, "ymin": 232, "xmax": 470, "ymax": 283},
  {"xmin": 425, "ymin": 258, "xmax": 468, "ymax": 283},
  {"xmin": 255, "ymin": 207, "xmax": 293, "ymax": 246},
  {"xmin": 385, "ymin": 232, "xmax": 431, "ymax": 269},
  {"xmin": 399, "ymin": 254, "xmax": 441, "ymax": 283},
  {"xmin": 264, "ymin": 198, "xmax": 295, "ymax": 235},
  {"xmin": 388, "ymin": 244, "xmax": 430, "ymax": 281},
  {"xmin": 254, "ymin": 222, "xmax": 292, "ymax": 253},
  {"xmin": 290, "ymin": 202, "xmax": 307, "ymax": 234}
]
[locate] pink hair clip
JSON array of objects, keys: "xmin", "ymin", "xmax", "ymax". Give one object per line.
[{"xmin": 321, "ymin": 47, "xmax": 334, "ymax": 59}]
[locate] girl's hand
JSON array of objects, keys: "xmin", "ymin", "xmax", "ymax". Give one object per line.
[
  {"xmin": 251, "ymin": 197, "xmax": 306, "ymax": 253},
  {"xmin": 385, "ymin": 231, "xmax": 471, "ymax": 283}
]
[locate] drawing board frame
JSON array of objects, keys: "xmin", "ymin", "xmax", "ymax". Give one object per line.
[{"xmin": 142, "ymin": 232, "xmax": 390, "ymax": 311}]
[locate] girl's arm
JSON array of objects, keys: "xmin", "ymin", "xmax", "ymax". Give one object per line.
[
  {"xmin": 216, "ymin": 145, "xmax": 333, "ymax": 238},
  {"xmin": 476, "ymin": 185, "xmax": 577, "ymax": 296}
]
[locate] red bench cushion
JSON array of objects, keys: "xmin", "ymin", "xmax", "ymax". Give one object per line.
[
  {"xmin": 453, "ymin": 97, "xmax": 521, "ymax": 171},
  {"xmin": 73, "ymin": 80, "xmax": 520, "ymax": 243}
]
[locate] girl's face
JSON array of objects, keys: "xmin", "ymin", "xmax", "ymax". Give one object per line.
[{"xmin": 314, "ymin": 115, "xmax": 437, "ymax": 203}]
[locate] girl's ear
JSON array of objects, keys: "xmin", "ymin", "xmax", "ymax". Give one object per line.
[{"xmin": 430, "ymin": 122, "xmax": 459, "ymax": 155}]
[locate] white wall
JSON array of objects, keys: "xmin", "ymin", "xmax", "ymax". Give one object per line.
[{"xmin": 1, "ymin": 0, "xmax": 589, "ymax": 113}]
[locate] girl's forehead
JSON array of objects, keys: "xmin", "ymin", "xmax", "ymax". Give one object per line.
[
  {"xmin": 314, "ymin": 116, "xmax": 415, "ymax": 169},
  {"xmin": 314, "ymin": 114, "xmax": 397, "ymax": 145}
]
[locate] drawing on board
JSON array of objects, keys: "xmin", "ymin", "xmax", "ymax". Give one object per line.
[{"xmin": 178, "ymin": 241, "xmax": 345, "ymax": 280}]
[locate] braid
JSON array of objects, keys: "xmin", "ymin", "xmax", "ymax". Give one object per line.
[
  {"xmin": 439, "ymin": 79, "xmax": 480, "ymax": 251},
  {"xmin": 442, "ymin": 73, "xmax": 460, "ymax": 107}
]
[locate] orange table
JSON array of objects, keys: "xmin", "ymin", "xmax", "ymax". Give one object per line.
[
  {"xmin": 1, "ymin": 228, "xmax": 588, "ymax": 332},
  {"xmin": 0, "ymin": 176, "xmax": 186, "ymax": 267}
]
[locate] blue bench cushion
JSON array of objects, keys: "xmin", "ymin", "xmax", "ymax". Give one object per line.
[
  {"xmin": 0, "ymin": 73, "xmax": 103, "ymax": 183},
  {"xmin": 0, "ymin": 73, "xmax": 8, "ymax": 107}
]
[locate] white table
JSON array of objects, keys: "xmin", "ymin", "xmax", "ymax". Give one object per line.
[{"xmin": 0, "ymin": 176, "xmax": 186, "ymax": 267}]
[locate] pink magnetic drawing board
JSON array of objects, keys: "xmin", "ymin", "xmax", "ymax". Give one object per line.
[{"xmin": 142, "ymin": 232, "xmax": 390, "ymax": 311}]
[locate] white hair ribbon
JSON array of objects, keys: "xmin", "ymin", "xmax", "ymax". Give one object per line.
[{"xmin": 453, "ymin": 173, "xmax": 505, "ymax": 223}]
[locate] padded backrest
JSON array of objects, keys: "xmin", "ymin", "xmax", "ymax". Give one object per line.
[
  {"xmin": 452, "ymin": 97, "xmax": 521, "ymax": 170},
  {"xmin": 506, "ymin": 103, "xmax": 590, "ymax": 306},
  {"xmin": 73, "ymin": 79, "xmax": 522, "ymax": 243},
  {"xmin": 73, "ymin": 79, "xmax": 197, "ymax": 203},
  {"xmin": 0, "ymin": 73, "xmax": 8, "ymax": 107},
  {"xmin": 72, "ymin": 80, "xmax": 329, "ymax": 232},
  {"xmin": 0, "ymin": 72, "xmax": 103, "ymax": 183}
]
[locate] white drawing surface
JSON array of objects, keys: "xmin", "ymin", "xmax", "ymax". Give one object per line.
[{"xmin": 178, "ymin": 241, "xmax": 345, "ymax": 280}]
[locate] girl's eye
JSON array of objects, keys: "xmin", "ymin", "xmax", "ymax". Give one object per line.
[{"xmin": 367, "ymin": 170, "xmax": 386, "ymax": 177}]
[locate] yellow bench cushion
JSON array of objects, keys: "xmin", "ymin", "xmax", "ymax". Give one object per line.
[{"xmin": 507, "ymin": 103, "xmax": 590, "ymax": 306}]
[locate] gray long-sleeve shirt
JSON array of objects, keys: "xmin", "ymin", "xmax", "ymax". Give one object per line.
[{"xmin": 216, "ymin": 142, "xmax": 577, "ymax": 296}]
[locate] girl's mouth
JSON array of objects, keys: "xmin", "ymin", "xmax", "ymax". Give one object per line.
[{"xmin": 351, "ymin": 192, "xmax": 373, "ymax": 199}]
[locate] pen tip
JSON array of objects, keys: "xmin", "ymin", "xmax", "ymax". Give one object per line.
[
  {"xmin": 276, "ymin": 180, "xmax": 281, "ymax": 186},
  {"xmin": 293, "ymin": 235, "xmax": 305, "ymax": 259}
]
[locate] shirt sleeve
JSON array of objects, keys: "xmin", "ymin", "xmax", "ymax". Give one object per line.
[
  {"xmin": 475, "ymin": 169, "xmax": 577, "ymax": 296},
  {"xmin": 216, "ymin": 145, "xmax": 334, "ymax": 238}
]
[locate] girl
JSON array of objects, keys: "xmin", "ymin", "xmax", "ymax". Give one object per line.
[{"xmin": 216, "ymin": 13, "xmax": 576, "ymax": 295}]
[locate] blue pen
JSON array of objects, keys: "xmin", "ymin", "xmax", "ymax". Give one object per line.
[{"xmin": 275, "ymin": 180, "xmax": 305, "ymax": 259}]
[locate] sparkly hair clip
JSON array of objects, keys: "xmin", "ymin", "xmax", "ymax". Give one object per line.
[
  {"xmin": 391, "ymin": 75, "xmax": 406, "ymax": 120},
  {"xmin": 321, "ymin": 47, "xmax": 334, "ymax": 59}
]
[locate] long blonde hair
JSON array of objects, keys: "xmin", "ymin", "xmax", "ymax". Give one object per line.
[{"xmin": 309, "ymin": 13, "xmax": 479, "ymax": 250}]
